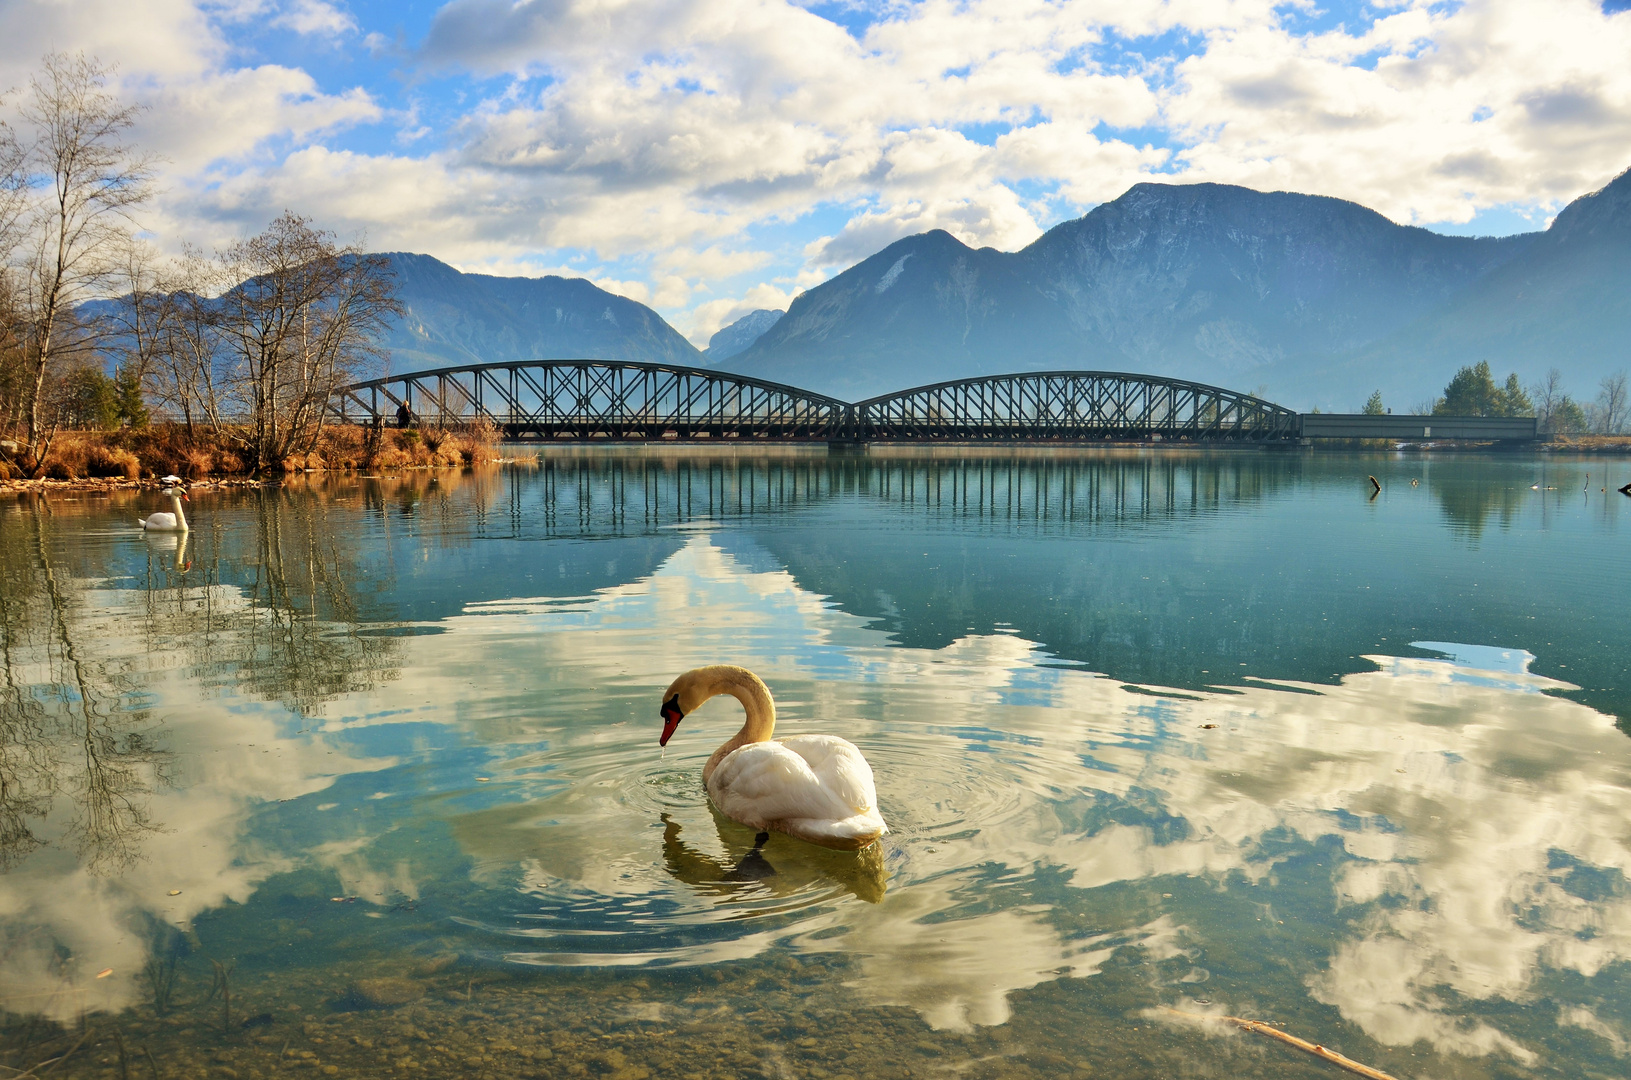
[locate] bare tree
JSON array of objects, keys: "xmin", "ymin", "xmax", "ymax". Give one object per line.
[
  {"xmin": 104, "ymin": 238, "xmax": 178, "ymax": 425},
  {"xmin": 1529, "ymin": 368, "xmax": 1567, "ymax": 432},
  {"xmin": 151, "ymin": 245, "xmax": 228, "ymax": 433},
  {"xmin": 0, "ymin": 272, "xmax": 27, "ymax": 441},
  {"xmin": 1598, "ymin": 370, "xmax": 1629, "ymax": 434},
  {"xmin": 0, "ymin": 53, "xmax": 153, "ymax": 473},
  {"xmin": 0, "ymin": 98, "xmax": 31, "ymax": 443},
  {"xmin": 212, "ymin": 212, "xmax": 399, "ymax": 469},
  {"xmin": 0, "ymin": 101, "xmax": 26, "ymax": 251}
]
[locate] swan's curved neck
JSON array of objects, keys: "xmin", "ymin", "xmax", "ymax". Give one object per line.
[
  {"xmin": 697, "ymin": 667, "xmax": 776, "ymax": 782},
  {"xmin": 170, "ymin": 494, "xmax": 189, "ymax": 531}
]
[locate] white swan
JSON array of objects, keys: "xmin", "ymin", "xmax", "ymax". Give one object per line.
[
  {"xmin": 138, "ymin": 477, "xmax": 189, "ymax": 532},
  {"xmin": 659, "ymin": 665, "xmax": 887, "ymax": 851}
]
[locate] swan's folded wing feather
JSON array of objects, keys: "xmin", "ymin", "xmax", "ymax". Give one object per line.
[
  {"xmin": 709, "ymin": 741, "xmax": 857, "ymax": 825},
  {"xmin": 778, "ymin": 735, "xmax": 879, "ymax": 814}
]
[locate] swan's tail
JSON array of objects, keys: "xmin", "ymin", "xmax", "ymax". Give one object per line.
[
  {"xmin": 135, "ymin": 518, "xmax": 145, "ymax": 529},
  {"xmin": 784, "ymin": 811, "xmax": 888, "ymax": 850}
]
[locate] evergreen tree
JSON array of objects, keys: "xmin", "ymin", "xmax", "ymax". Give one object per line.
[
  {"xmin": 1435, "ymin": 362, "xmax": 1532, "ymax": 417},
  {"xmin": 1436, "ymin": 362, "xmax": 1497, "ymax": 415},
  {"xmin": 1497, "ymin": 373, "xmax": 1533, "ymax": 417},
  {"xmin": 1363, "ymin": 390, "xmax": 1385, "ymax": 415},
  {"xmin": 59, "ymin": 368, "xmax": 119, "ymax": 429},
  {"xmin": 113, "ymin": 364, "xmax": 149, "ymax": 427},
  {"xmin": 1553, "ymin": 397, "xmax": 1589, "ymax": 433}
]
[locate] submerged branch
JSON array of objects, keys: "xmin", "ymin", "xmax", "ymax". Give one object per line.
[{"xmin": 1161, "ymin": 1009, "xmax": 1403, "ymax": 1080}]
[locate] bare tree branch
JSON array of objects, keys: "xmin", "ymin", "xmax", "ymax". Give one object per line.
[
  {"xmin": 0, "ymin": 53, "xmax": 153, "ymax": 473},
  {"xmin": 210, "ymin": 212, "xmax": 400, "ymax": 469}
]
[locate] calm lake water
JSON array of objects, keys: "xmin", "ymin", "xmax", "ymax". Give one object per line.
[{"xmin": 3, "ymin": 448, "xmax": 1631, "ymax": 1080}]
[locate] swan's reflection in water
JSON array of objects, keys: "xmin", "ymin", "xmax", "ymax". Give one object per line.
[{"xmin": 660, "ymin": 810, "xmax": 888, "ymax": 904}]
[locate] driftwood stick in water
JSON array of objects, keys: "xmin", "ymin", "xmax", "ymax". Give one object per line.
[
  {"xmin": 1162, "ymin": 1009, "xmax": 1403, "ymax": 1080},
  {"xmin": 1367, "ymin": 475, "xmax": 1382, "ymax": 494}
]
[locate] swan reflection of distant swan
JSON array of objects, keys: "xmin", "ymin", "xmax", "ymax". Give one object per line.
[
  {"xmin": 660, "ymin": 810, "xmax": 887, "ymax": 904},
  {"xmin": 144, "ymin": 530, "xmax": 191, "ymax": 573}
]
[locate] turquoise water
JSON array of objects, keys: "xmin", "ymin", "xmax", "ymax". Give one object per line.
[{"xmin": 2, "ymin": 449, "xmax": 1630, "ymax": 1079}]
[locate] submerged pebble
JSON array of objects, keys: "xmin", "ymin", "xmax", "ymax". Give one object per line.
[{"xmin": 349, "ymin": 977, "xmax": 426, "ymax": 1007}]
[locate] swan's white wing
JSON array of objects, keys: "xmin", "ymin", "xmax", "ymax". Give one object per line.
[
  {"xmin": 142, "ymin": 513, "xmax": 178, "ymax": 530},
  {"xmin": 709, "ymin": 743, "xmax": 836, "ymax": 827},
  {"xmin": 777, "ymin": 735, "xmax": 879, "ymax": 815},
  {"xmin": 708, "ymin": 736, "xmax": 883, "ymax": 839}
]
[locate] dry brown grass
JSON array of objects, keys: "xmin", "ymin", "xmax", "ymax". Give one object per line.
[
  {"xmin": 87, "ymin": 444, "xmax": 141, "ymax": 479},
  {"xmin": 39, "ymin": 434, "xmax": 138, "ymax": 479},
  {"xmin": 21, "ymin": 422, "xmax": 498, "ymax": 480},
  {"xmin": 1546, "ymin": 434, "xmax": 1631, "ymax": 451}
]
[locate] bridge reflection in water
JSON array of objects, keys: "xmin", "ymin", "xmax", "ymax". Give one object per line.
[{"xmin": 490, "ymin": 453, "xmax": 1287, "ymax": 539}]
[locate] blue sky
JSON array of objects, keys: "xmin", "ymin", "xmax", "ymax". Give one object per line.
[{"xmin": 3, "ymin": 0, "xmax": 1628, "ymax": 343}]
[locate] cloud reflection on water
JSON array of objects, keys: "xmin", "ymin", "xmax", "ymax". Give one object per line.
[
  {"xmin": 402, "ymin": 535, "xmax": 1631, "ymax": 1055},
  {"xmin": 4, "ymin": 522, "xmax": 1631, "ymax": 1068}
]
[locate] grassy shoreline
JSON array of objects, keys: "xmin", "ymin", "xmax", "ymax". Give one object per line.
[
  {"xmin": 5, "ymin": 428, "xmax": 1630, "ymax": 496},
  {"xmin": 0, "ymin": 422, "xmax": 500, "ymax": 486}
]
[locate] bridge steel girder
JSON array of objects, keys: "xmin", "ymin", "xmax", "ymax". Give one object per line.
[
  {"xmin": 1296, "ymin": 413, "xmax": 1538, "ymax": 441},
  {"xmin": 331, "ymin": 360, "xmax": 853, "ymax": 440},
  {"xmin": 852, "ymin": 371, "xmax": 1301, "ymax": 442}
]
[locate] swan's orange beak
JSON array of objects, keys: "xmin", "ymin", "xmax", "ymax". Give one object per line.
[{"xmin": 659, "ymin": 695, "xmax": 684, "ymax": 746}]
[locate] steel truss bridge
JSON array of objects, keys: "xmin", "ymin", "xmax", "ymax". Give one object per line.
[
  {"xmin": 333, "ymin": 360, "xmax": 848, "ymax": 440},
  {"xmin": 330, "ymin": 361, "xmax": 1323, "ymax": 442},
  {"xmin": 851, "ymin": 370, "xmax": 1298, "ymax": 441},
  {"xmin": 331, "ymin": 360, "xmax": 1537, "ymax": 442}
]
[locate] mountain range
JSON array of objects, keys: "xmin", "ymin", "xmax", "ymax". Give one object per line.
[
  {"xmin": 378, "ymin": 170, "xmax": 1631, "ymax": 411},
  {"xmin": 379, "ymin": 252, "xmax": 703, "ymax": 370},
  {"xmin": 703, "ymin": 308, "xmax": 784, "ymax": 361}
]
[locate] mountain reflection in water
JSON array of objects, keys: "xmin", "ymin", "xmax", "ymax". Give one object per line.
[{"xmin": 1, "ymin": 453, "xmax": 1629, "ymax": 1080}]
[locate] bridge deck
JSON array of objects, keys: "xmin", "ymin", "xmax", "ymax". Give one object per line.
[{"xmin": 1297, "ymin": 414, "xmax": 1538, "ymax": 440}]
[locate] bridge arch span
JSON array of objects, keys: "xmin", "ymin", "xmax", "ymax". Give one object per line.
[
  {"xmin": 332, "ymin": 362, "xmax": 1309, "ymax": 442},
  {"xmin": 853, "ymin": 371, "xmax": 1300, "ymax": 442},
  {"xmin": 331, "ymin": 359, "xmax": 852, "ymax": 440}
]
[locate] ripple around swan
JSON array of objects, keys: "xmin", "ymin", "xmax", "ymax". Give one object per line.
[
  {"xmin": 452, "ymin": 687, "xmax": 1113, "ymax": 969},
  {"xmin": 450, "ymin": 733, "xmax": 887, "ymax": 967}
]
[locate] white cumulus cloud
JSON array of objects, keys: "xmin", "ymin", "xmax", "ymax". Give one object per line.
[{"xmin": 5, "ymin": 0, "xmax": 1630, "ymax": 338}]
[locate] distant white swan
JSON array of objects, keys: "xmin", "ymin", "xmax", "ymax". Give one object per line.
[
  {"xmin": 138, "ymin": 476, "xmax": 190, "ymax": 532},
  {"xmin": 659, "ymin": 665, "xmax": 887, "ymax": 850}
]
